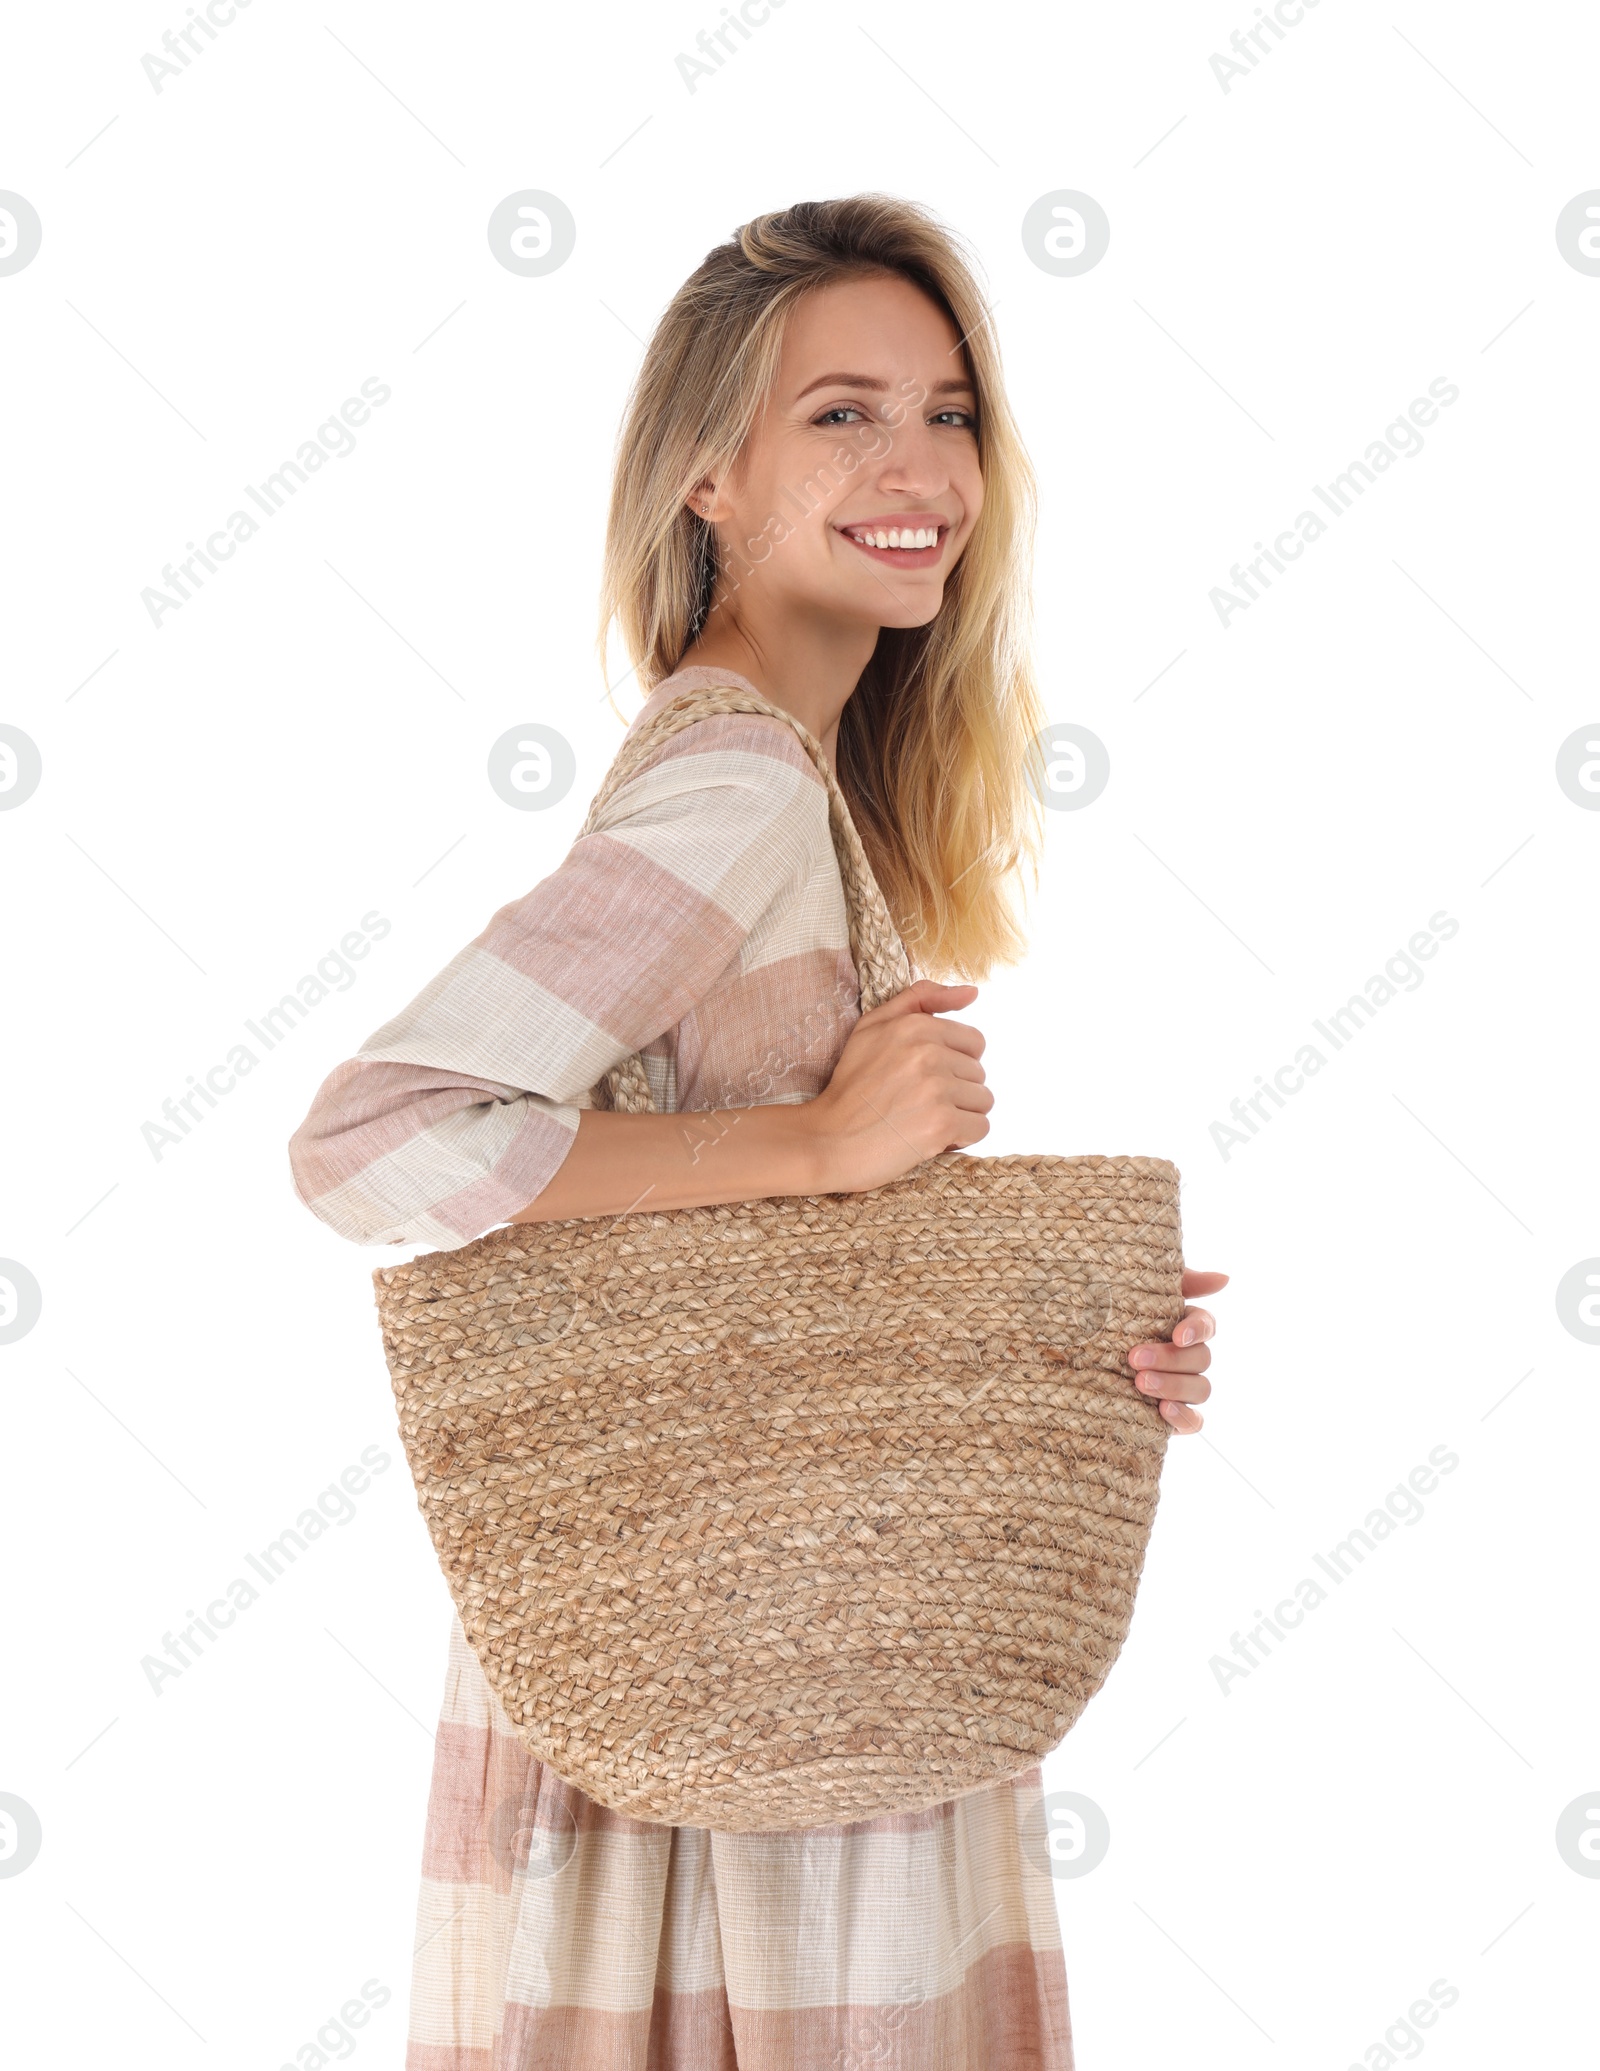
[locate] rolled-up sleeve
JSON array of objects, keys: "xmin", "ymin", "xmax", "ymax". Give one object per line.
[{"xmin": 286, "ymin": 712, "xmax": 829, "ymax": 1247}]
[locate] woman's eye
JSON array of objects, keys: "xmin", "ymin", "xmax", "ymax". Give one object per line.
[{"xmin": 812, "ymin": 403, "xmax": 976, "ymax": 430}]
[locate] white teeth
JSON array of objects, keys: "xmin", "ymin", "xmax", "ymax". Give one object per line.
[{"xmin": 850, "ymin": 525, "xmax": 937, "ymax": 549}]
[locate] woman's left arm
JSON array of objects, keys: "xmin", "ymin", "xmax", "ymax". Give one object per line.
[{"xmin": 1128, "ymin": 1269, "xmax": 1229, "ymax": 1434}]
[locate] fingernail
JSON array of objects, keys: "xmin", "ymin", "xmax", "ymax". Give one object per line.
[
  {"xmin": 1137, "ymin": 1375, "xmax": 1161, "ymax": 1391},
  {"xmin": 1176, "ymin": 1327, "xmax": 1194, "ymax": 1346},
  {"xmin": 1131, "ymin": 1348, "xmax": 1153, "ymax": 1367}
]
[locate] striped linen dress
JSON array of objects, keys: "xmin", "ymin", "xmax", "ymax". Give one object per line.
[{"xmin": 287, "ymin": 662, "xmax": 1075, "ymax": 2069}]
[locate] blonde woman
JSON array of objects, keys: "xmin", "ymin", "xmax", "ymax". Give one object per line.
[{"xmin": 289, "ymin": 193, "xmax": 1224, "ymax": 2071}]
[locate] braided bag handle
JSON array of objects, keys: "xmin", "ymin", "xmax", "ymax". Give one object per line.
[{"xmin": 581, "ymin": 682, "xmax": 915, "ymax": 1115}]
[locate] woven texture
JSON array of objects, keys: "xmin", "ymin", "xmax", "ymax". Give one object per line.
[{"xmin": 372, "ymin": 682, "xmax": 1184, "ymax": 1831}]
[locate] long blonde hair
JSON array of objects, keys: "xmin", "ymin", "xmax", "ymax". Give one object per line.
[{"xmin": 596, "ymin": 194, "xmax": 1046, "ymax": 982}]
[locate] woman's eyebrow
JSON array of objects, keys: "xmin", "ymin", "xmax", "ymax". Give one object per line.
[{"xmin": 792, "ymin": 370, "xmax": 976, "ymax": 401}]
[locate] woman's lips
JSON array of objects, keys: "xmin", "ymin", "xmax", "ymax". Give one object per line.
[{"xmin": 837, "ymin": 524, "xmax": 948, "ymax": 569}]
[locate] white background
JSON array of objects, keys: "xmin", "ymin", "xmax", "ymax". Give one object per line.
[{"xmin": 3, "ymin": 1, "xmax": 1597, "ymax": 2064}]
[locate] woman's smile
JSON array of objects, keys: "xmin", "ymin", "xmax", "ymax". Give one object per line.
[{"xmin": 834, "ymin": 512, "xmax": 953, "ymax": 567}]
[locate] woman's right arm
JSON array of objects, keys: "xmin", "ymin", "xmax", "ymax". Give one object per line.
[
  {"xmin": 287, "ymin": 710, "xmax": 990, "ymax": 1248},
  {"xmin": 508, "ymin": 977, "xmax": 992, "ymax": 1223}
]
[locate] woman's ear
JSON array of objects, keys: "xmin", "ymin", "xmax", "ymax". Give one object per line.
[{"xmin": 687, "ymin": 477, "xmax": 724, "ymax": 522}]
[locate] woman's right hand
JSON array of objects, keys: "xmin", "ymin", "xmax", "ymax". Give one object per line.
[{"xmin": 803, "ymin": 979, "xmax": 992, "ymax": 1193}]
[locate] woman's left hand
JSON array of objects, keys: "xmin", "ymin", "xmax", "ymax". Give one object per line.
[{"xmin": 1128, "ymin": 1269, "xmax": 1228, "ymax": 1434}]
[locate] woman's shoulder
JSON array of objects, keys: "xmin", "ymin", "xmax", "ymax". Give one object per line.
[
  {"xmin": 620, "ymin": 664, "xmax": 826, "ymax": 782},
  {"xmin": 594, "ymin": 665, "xmax": 831, "ymax": 839},
  {"xmin": 572, "ymin": 668, "xmax": 836, "ymax": 940}
]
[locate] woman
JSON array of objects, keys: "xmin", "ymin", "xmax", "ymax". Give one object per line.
[{"xmin": 289, "ymin": 193, "xmax": 1223, "ymax": 2071}]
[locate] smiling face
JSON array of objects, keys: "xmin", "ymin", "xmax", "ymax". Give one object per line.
[{"xmin": 696, "ymin": 271, "xmax": 984, "ymax": 639}]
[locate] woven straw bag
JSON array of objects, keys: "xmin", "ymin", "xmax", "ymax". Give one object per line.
[{"xmin": 373, "ymin": 682, "xmax": 1185, "ymax": 1832}]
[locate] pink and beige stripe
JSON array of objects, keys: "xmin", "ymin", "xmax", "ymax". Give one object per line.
[{"xmin": 406, "ymin": 1620, "xmax": 1074, "ymax": 2070}]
